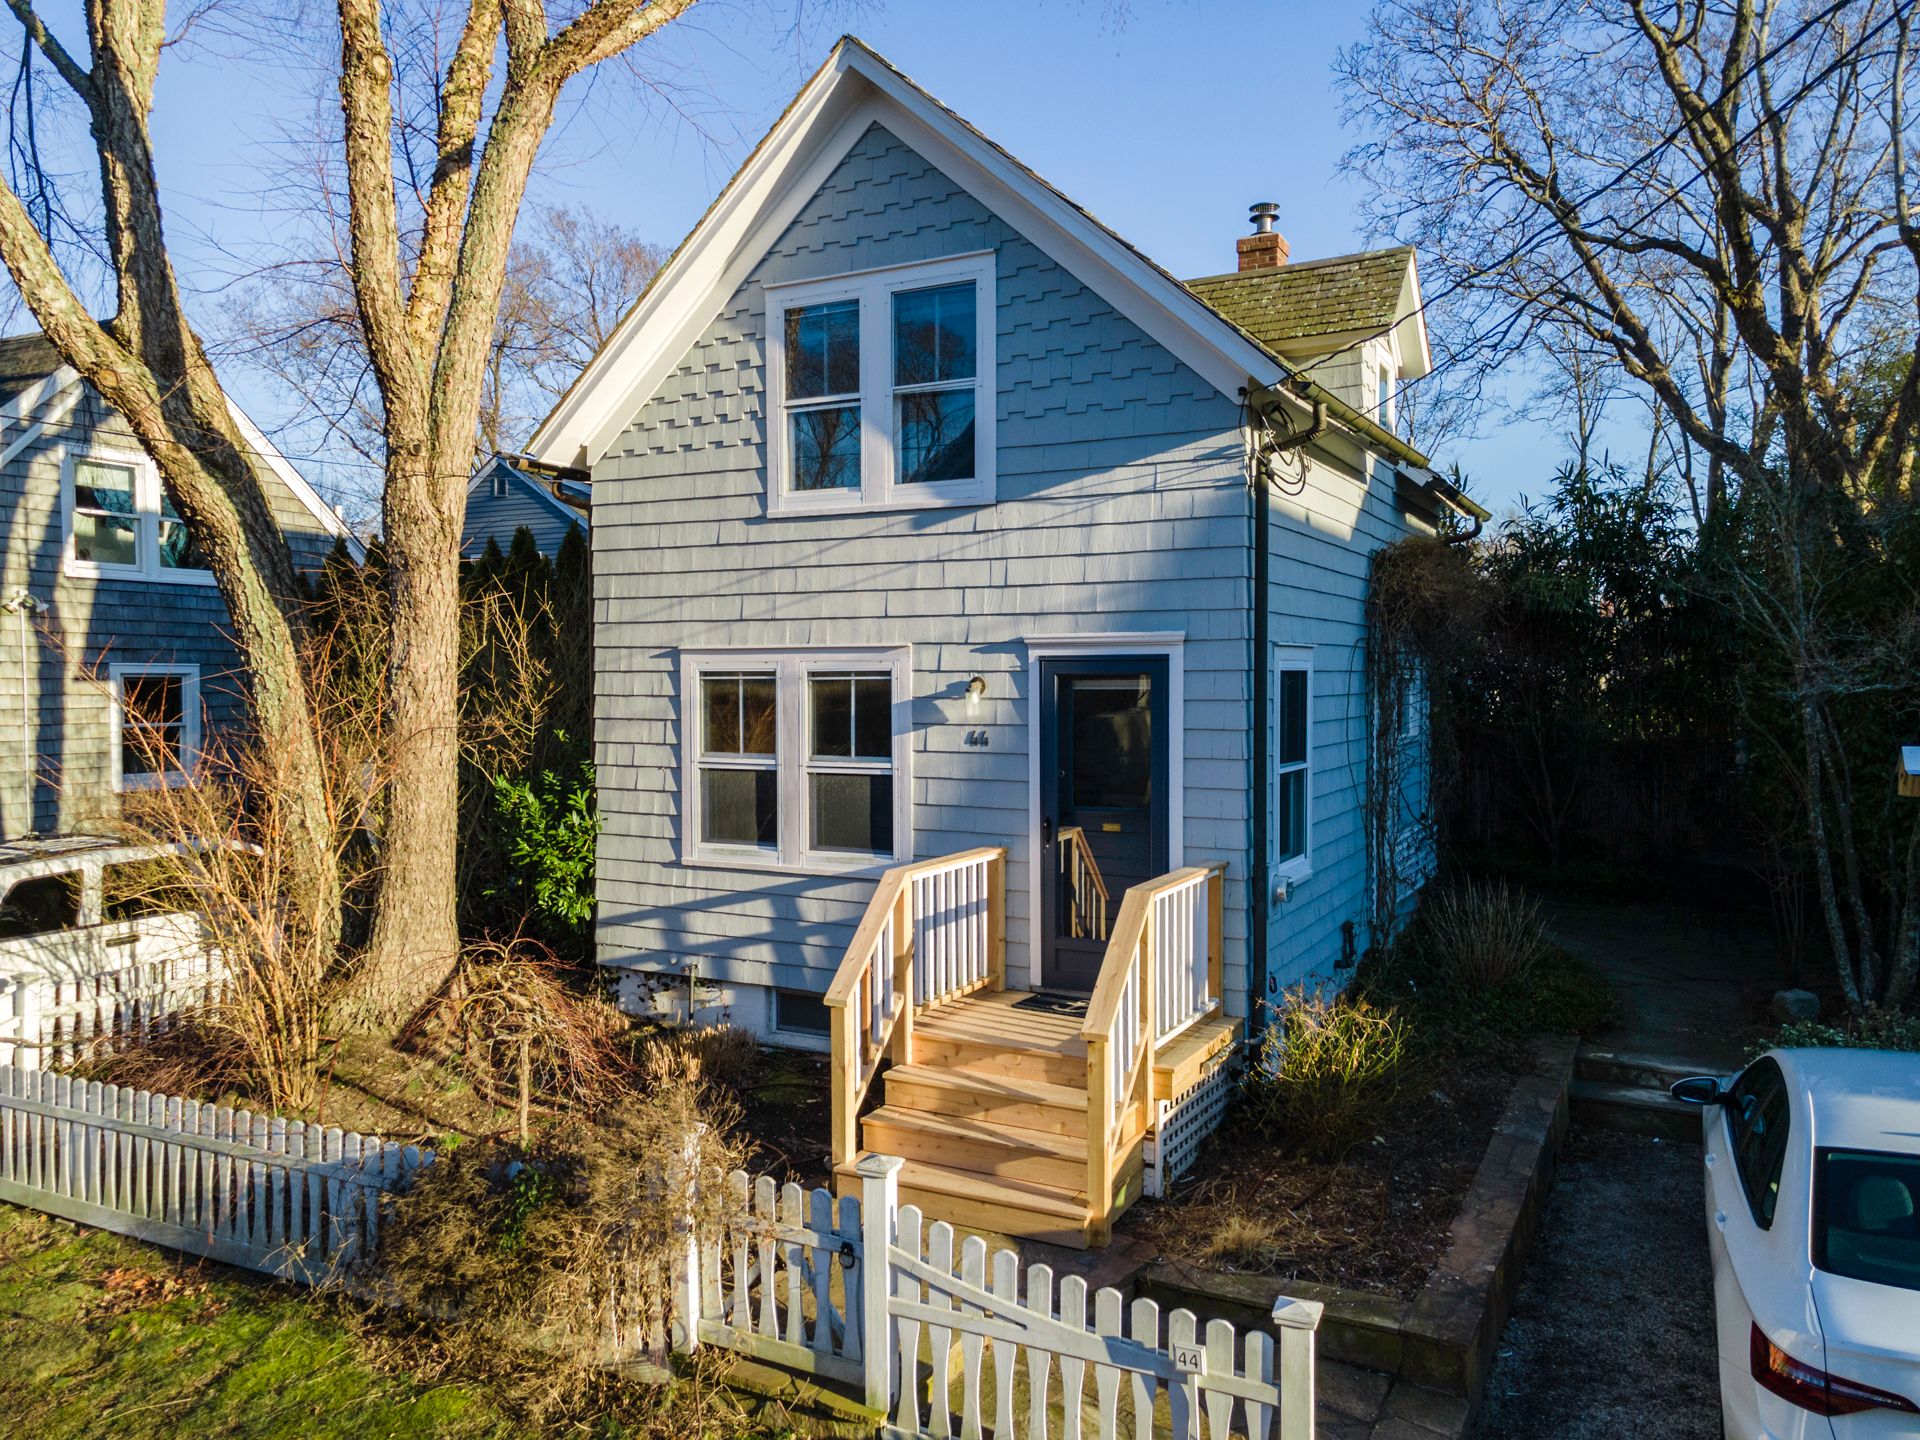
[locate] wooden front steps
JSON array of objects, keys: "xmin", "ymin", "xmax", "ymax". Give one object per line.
[{"xmin": 837, "ymin": 989, "xmax": 1103, "ymax": 1248}]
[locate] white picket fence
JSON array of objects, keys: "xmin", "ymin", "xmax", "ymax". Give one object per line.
[
  {"xmin": 0, "ymin": 1071, "xmax": 1319, "ymax": 1439},
  {"xmin": 0, "ymin": 1065, "xmax": 423, "ymax": 1283},
  {"xmin": 0, "ymin": 912, "xmax": 225, "ymax": 1070}
]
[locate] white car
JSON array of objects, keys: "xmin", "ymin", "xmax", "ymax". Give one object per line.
[{"xmin": 1672, "ymin": 1048, "xmax": 1920, "ymax": 1438}]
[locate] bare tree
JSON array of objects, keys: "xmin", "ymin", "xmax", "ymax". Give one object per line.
[
  {"xmin": 1340, "ymin": 0, "xmax": 1920, "ymax": 1007},
  {"xmin": 0, "ymin": 2, "xmax": 343, "ymax": 967}
]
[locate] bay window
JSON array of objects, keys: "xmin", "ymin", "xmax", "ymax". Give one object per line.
[
  {"xmin": 766, "ymin": 252, "xmax": 994, "ymax": 512},
  {"xmin": 681, "ymin": 648, "xmax": 911, "ymax": 870}
]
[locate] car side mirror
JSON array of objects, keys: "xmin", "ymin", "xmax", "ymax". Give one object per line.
[{"xmin": 1669, "ymin": 1076, "xmax": 1725, "ymax": 1106}]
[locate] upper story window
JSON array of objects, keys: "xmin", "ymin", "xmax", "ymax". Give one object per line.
[
  {"xmin": 767, "ymin": 252, "xmax": 995, "ymax": 514},
  {"xmin": 62, "ymin": 447, "xmax": 211, "ymax": 584}
]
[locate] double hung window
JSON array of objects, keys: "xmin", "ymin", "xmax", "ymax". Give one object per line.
[
  {"xmin": 767, "ymin": 253, "xmax": 995, "ymax": 512},
  {"xmin": 64, "ymin": 449, "xmax": 210, "ymax": 582},
  {"xmin": 683, "ymin": 649, "xmax": 910, "ymax": 870},
  {"xmin": 1273, "ymin": 647, "xmax": 1313, "ymax": 877}
]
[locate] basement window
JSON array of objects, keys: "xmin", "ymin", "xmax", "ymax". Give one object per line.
[{"xmin": 773, "ymin": 988, "xmax": 832, "ymax": 1038}]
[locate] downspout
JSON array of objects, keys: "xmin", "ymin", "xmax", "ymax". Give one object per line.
[
  {"xmin": 1246, "ymin": 383, "xmax": 1325, "ymax": 1015},
  {"xmin": 3, "ymin": 589, "xmax": 38, "ymax": 833}
]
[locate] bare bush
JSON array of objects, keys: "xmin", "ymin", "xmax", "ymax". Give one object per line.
[
  {"xmin": 632, "ymin": 1024, "xmax": 760, "ymax": 1096},
  {"xmin": 1418, "ymin": 881, "xmax": 1551, "ymax": 993},
  {"xmin": 369, "ymin": 1070, "xmax": 748, "ymax": 1425}
]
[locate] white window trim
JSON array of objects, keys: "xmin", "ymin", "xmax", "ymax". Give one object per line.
[
  {"xmin": 678, "ymin": 646, "xmax": 913, "ymax": 875},
  {"xmin": 1271, "ymin": 645, "xmax": 1314, "ymax": 887},
  {"xmin": 59, "ymin": 444, "xmax": 216, "ymax": 587},
  {"xmin": 765, "ymin": 251, "xmax": 996, "ymax": 515},
  {"xmin": 109, "ymin": 662, "xmax": 202, "ymax": 792}
]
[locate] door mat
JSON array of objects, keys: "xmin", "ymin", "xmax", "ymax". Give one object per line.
[{"xmin": 1012, "ymin": 991, "xmax": 1090, "ymax": 1017}]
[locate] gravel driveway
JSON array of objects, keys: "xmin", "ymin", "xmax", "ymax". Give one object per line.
[{"xmin": 1472, "ymin": 1125, "xmax": 1721, "ymax": 1440}]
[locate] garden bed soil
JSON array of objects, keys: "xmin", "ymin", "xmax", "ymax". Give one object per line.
[{"xmin": 1123, "ymin": 1067, "xmax": 1515, "ymax": 1300}]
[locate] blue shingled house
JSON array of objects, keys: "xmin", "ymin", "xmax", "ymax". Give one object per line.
[
  {"xmin": 525, "ymin": 39, "xmax": 1486, "ymax": 1245},
  {"xmin": 0, "ymin": 334, "xmax": 361, "ymax": 842},
  {"xmin": 461, "ymin": 453, "xmax": 588, "ymax": 560}
]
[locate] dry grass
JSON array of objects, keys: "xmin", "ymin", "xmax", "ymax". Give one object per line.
[
  {"xmin": 1241, "ymin": 988, "xmax": 1413, "ymax": 1163},
  {"xmin": 1419, "ymin": 880, "xmax": 1552, "ymax": 992},
  {"xmin": 1197, "ymin": 1212, "xmax": 1291, "ymax": 1271},
  {"xmin": 633, "ymin": 1023, "xmax": 760, "ymax": 1094}
]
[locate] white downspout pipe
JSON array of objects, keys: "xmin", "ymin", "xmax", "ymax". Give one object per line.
[{"xmin": 2, "ymin": 588, "xmax": 38, "ymax": 834}]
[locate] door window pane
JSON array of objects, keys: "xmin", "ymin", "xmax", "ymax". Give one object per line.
[
  {"xmin": 785, "ymin": 299, "xmax": 860, "ymax": 399},
  {"xmin": 790, "ymin": 405, "xmax": 862, "ymax": 491},
  {"xmin": 1069, "ymin": 680, "xmax": 1152, "ymax": 810},
  {"xmin": 122, "ymin": 673, "xmax": 184, "ymax": 777},
  {"xmin": 702, "ymin": 768, "xmax": 777, "ymax": 847},
  {"xmin": 896, "ymin": 389, "xmax": 975, "ymax": 484},
  {"xmin": 701, "ymin": 673, "xmax": 776, "ymax": 757},
  {"xmin": 893, "ymin": 283, "xmax": 976, "ymax": 386},
  {"xmin": 811, "ymin": 772, "xmax": 893, "ymax": 854}
]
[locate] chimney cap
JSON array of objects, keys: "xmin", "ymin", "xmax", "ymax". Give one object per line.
[{"xmin": 1249, "ymin": 202, "xmax": 1281, "ymax": 235}]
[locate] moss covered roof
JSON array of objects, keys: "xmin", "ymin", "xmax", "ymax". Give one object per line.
[{"xmin": 1184, "ymin": 246, "xmax": 1414, "ymax": 350}]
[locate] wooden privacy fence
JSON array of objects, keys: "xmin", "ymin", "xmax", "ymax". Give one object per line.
[{"xmin": 0, "ymin": 1065, "xmax": 424, "ymax": 1283}]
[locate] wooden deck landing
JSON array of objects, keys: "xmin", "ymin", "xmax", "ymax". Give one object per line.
[{"xmin": 835, "ymin": 989, "xmax": 1240, "ymax": 1248}]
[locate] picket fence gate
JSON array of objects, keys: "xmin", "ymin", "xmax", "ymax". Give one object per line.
[{"xmin": 0, "ymin": 1072, "xmax": 1320, "ymax": 1440}]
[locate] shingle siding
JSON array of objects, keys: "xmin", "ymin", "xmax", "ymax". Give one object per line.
[
  {"xmin": 592, "ymin": 124, "xmax": 1255, "ymax": 1028},
  {"xmin": 0, "ymin": 386, "xmax": 338, "ymax": 838},
  {"xmin": 461, "ymin": 469, "xmax": 585, "ymax": 558}
]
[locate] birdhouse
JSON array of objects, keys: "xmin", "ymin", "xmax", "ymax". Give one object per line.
[{"xmin": 1901, "ymin": 746, "xmax": 1920, "ymax": 799}]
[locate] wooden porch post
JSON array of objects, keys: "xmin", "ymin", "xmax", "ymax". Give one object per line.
[
  {"xmin": 856, "ymin": 1152, "xmax": 903, "ymax": 1415},
  {"xmin": 1085, "ymin": 1038, "xmax": 1112, "ymax": 1248},
  {"xmin": 987, "ymin": 848, "xmax": 1006, "ymax": 991},
  {"xmin": 829, "ymin": 1001, "xmax": 856, "ymax": 1169},
  {"xmin": 889, "ymin": 883, "xmax": 915, "ymax": 1067},
  {"xmin": 1207, "ymin": 862, "xmax": 1225, "ymax": 1011}
]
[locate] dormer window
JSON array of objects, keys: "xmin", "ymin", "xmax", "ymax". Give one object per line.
[{"xmin": 766, "ymin": 252, "xmax": 995, "ymax": 513}]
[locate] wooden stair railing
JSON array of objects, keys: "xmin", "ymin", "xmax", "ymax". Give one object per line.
[
  {"xmin": 1056, "ymin": 826, "xmax": 1110, "ymax": 939},
  {"xmin": 1080, "ymin": 861, "xmax": 1227, "ymax": 1244},
  {"xmin": 823, "ymin": 847, "xmax": 1007, "ymax": 1170}
]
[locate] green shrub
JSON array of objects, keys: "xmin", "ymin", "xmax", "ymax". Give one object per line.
[
  {"xmin": 1415, "ymin": 880, "xmax": 1551, "ymax": 992},
  {"xmin": 489, "ymin": 753, "xmax": 600, "ymax": 941},
  {"xmin": 1768, "ymin": 1007, "xmax": 1920, "ymax": 1054},
  {"xmin": 1241, "ymin": 988, "xmax": 1412, "ymax": 1162}
]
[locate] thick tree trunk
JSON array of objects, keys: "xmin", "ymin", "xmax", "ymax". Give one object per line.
[{"xmin": 355, "ymin": 452, "xmax": 464, "ymax": 1024}]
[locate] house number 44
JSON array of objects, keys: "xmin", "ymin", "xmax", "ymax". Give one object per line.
[
  {"xmin": 963, "ymin": 729, "xmax": 991, "ymax": 747},
  {"xmin": 1172, "ymin": 1342, "xmax": 1206, "ymax": 1375}
]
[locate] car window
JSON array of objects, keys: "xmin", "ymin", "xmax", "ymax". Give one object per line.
[
  {"xmin": 0, "ymin": 873, "xmax": 81, "ymax": 938},
  {"xmin": 1727, "ymin": 1057, "xmax": 1791, "ymax": 1229},
  {"xmin": 1816, "ymin": 1149, "xmax": 1920, "ymax": 1294}
]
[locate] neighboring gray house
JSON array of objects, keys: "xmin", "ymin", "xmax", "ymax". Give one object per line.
[
  {"xmin": 526, "ymin": 41, "xmax": 1485, "ymax": 1237},
  {"xmin": 0, "ymin": 334, "xmax": 361, "ymax": 839},
  {"xmin": 461, "ymin": 453, "xmax": 587, "ymax": 560}
]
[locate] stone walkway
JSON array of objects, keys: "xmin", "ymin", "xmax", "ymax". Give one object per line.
[{"xmin": 1318, "ymin": 1362, "xmax": 1469, "ymax": 1440}]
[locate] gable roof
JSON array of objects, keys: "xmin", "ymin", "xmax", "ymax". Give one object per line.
[
  {"xmin": 0, "ymin": 332, "xmax": 363, "ymax": 560},
  {"xmin": 467, "ymin": 453, "xmax": 590, "ymax": 525},
  {"xmin": 1185, "ymin": 247, "xmax": 1430, "ymax": 376}
]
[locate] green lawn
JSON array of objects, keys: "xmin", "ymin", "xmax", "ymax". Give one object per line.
[{"xmin": 0, "ymin": 1203, "xmax": 510, "ymax": 1440}]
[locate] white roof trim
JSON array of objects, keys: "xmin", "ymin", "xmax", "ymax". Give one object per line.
[
  {"xmin": 466, "ymin": 454, "xmax": 587, "ymax": 528},
  {"xmin": 527, "ymin": 38, "xmax": 1289, "ymax": 470},
  {"xmin": 224, "ymin": 401, "xmax": 365, "ymax": 562},
  {"xmin": 0, "ymin": 364, "xmax": 80, "ymax": 422}
]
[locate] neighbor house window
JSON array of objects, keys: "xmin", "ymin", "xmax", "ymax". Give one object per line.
[
  {"xmin": 110, "ymin": 663, "xmax": 200, "ymax": 791},
  {"xmin": 1273, "ymin": 647, "xmax": 1312, "ymax": 875},
  {"xmin": 766, "ymin": 253, "xmax": 995, "ymax": 513},
  {"xmin": 64, "ymin": 450, "xmax": 212, "ymax": 583},
  {"xmin": 681, "ymin": 648, "xmax": 911, "ymax": 870}
]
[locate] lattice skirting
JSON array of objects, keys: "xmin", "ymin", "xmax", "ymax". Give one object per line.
[{"xmin": 1142, "ymin": 1048, "xmax": 1236, "ymax": 1199}]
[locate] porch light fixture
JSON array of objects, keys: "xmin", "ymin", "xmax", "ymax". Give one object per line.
[{"xmin": 966, "ymin": 676, "xmax": 987, "ymax": 709}]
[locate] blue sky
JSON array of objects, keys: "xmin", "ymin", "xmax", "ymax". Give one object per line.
[{"xmin": 128, "ymin": 0, "xmax": 1634, "ymax": 516}]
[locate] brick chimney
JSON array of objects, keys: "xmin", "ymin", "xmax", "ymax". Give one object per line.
[{"xmin": 1237, "ymin": 202, "xmax": 1290, "ymax": 271}]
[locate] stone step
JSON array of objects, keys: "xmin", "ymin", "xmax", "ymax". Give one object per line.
[
  {"xmin": 1569, "ymin": 1078, "xmax": 1706, "ymax": 1142},
  {"xmin": 1574, "ymin": 1045, "xmax": 1728, "ymax": 1092}
]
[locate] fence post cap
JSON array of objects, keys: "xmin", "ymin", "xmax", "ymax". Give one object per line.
[
  {"xmin": 1271, "ymin": 1295, "xmax": 1325, "ymax": 1330},
  {"xmin": 853, "ymin": 1152, "xmax": 906, "ymax": 1179}
]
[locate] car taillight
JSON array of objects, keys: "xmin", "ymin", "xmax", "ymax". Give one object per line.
[{"xmin": 1752, "ymin": 1324, "xmax": 1920, "ymax": 1417}]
